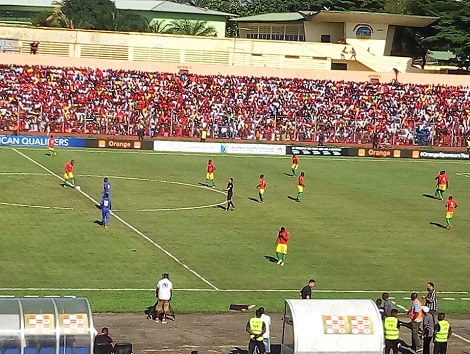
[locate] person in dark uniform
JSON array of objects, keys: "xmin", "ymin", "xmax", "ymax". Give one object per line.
[
  {"xmin": 300, "ymin": 279, "xmax": 315, "ymax": 299},
  {"xmin": 93, "ymin": 328, "xmax": 114, "ymax": 354},
  {"xmin": 225, "ymin": 178, "xmax": 235, "ymax": 211}
]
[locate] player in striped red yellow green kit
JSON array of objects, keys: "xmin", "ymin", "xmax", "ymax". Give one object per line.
[
  {"xmin": 291, "ymin": 154, "xmax": 299, "ymax": 177},
  {"xmin": 295, "ymin": 172, "xmax": 305, "ymax": 202},
  {"xmin": 63, "ymin": 160, "xmax": 75, "ymax": 188},
  {"xmin": 445, "ymin": 196, "xmax": 457, "ymax": 230},
  {"xmin": 275, "ymin": 227, "xmax": 289, "ymax": 265},
  {"xmin": 257, "ymin": 174, "xmax": 267, "ymax": 204},
  {"xmin": 205, "ymin": 159, "xmax": 216, "ymax": 187}
]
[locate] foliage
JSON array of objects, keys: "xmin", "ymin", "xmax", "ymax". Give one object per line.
[
  {"xmin": 31, "ymin": 8, "xmax": 71, "ymax": 28},
  {"xmin": 149, "ymin": 20, "xmax": 171, "ymax": 34},
  {"xmin": 165, "ymin": 19, "xmax": 217, "ymax": 36},
  {"xmin": 408, "ymin": 0, "xmax": 470, "ymax": 60}
]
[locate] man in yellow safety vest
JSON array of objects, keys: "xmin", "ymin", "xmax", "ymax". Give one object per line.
[
  {"xmin": 384, "ymin": 309, "xmax": 400, "ymax": 354},
  {"xmin": 246, "ymin": 308, "xmax": 266, "ymax": 354},
  {"xmin": 434, "ymin": 313, "xmax": 452, "ymax": 354}
]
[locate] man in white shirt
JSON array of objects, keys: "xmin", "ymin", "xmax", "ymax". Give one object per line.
[
  {"xmin": 155, "ymin": 273, "xmax": 173, "ymax": 324},
  {"xmin": 259, "ymin": 307, "xmax": 271, "ymax": 353}
]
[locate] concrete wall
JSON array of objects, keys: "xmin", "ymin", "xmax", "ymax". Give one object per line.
[
  {"xmin": 1, "ymin": 53, "xmax": 470, "ymax": 86},
  {"xmin": 344, "ymin": 22, "xmax": 389, "ymax": 55},
  {"xmin": 304, "ymin": 21, "xmax": 344, "ymax": 43}
]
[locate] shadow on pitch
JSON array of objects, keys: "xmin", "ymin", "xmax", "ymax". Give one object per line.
[
  {"xmin": 264, "ymin": 255, "xmax": 278, "ymax": 263},
  {"xmin": 229, "ymin": 347, "xmax": 248, "ymax": 354},
  {"xmin": 423, "ymin": 193, "xmax": 439, "ymax": 200},
  {"xmin": 429, "ymin": 221, "xmax": 447, "ymax": 229},
  {"xmin": 216, "ymin": 205, "xmax": 226, "ymax": 211},
  {"xmin": 283, "ymin": 173, "xmax": 293, "ymax": 177},
  {"xmin": 287, "ymin": 196, "xmax": 297, "ymax": 201},
  {"xmin": 249, "ymin": 197, "xmax": 260, "ymax": 203},
  {"xmin": 94, "ymin": 220, "xmax": 103, "ymax": 226}
]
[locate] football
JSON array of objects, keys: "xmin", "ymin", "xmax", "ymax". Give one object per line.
[{"xmin": 75, "ymin": 186, "xmax": 81, "ymax": 191}]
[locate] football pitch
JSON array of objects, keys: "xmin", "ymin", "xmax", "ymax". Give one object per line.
[{"xmin": 0, "ymin": 146, "xmax": 469, "ymax": 314}]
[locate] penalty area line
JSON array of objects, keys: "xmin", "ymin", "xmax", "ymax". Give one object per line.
[{"xmin": 11, "ymin": 148, "xmax": 220, "ymax": 291}]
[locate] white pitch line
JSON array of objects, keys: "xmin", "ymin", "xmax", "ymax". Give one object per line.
[
  {"xmin": 0, "ymin": 202, "xmax": 73, "ymax": 210},
  {"xmin": 454, "ymin": 333, "xmax": 470, "ymax": 344},
  {"xmin": 0, "ymin": 172, "xmax": 49, "ymax": 176},
  {"xmin": 0, "ymin": 172, "xmax": 226, "ymax": 212},
  {"xmin": 12, "ymin": 148, "xmax": 220, "ymax": 291},
  {"xmin": 0, "ymin": 287, "xmax": 469, "ymax": 294},
  {"xmin": 9, "ymin": 146, "xmax": 470, "ymax": 164}
]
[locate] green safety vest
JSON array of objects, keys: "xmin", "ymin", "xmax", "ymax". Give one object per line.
[
  {"xmin": 384, "ymin": 316, "xmax": 399, "ymax": 340},
  {"xmin": 249, "ymin": 317, "xmax": 264, "ymax": 341},
  {"xmin": 201, "ymin": 130, "xmax": 207, "ymax": 139},
  {"xmin": 435, "ymin": 320, "xmax": 450, "ymax": 342},
  {"xmin": 466, "ymin": 140, "xmax": 470, "ymax": 149}
]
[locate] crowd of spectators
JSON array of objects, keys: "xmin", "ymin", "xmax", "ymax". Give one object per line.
[{"xmin": 1, "ymin": 64, "xmax": 470, "ymax": 147}]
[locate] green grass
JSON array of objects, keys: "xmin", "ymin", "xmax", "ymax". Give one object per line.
[{"xmin": 0, "ymin": 146, "xmax": 469, "ymax": 314}]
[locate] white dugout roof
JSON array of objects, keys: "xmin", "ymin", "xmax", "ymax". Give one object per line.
[{"xmin": 282, "ymin": 299, "xmax": 384, "ymax": 354}]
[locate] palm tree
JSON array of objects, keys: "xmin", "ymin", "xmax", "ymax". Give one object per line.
[
  {"xmin": 32, "ymin": 7, "xmax": 72, "ymax": 28},
  {"xmin": 165, "ymin": 19, "xmax": 217, "ymax": 36},
  {"xmin": 149, "ymin": 20, "xmax": 171, "ymax": 34}
]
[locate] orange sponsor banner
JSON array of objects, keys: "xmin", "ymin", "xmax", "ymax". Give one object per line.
[{"xmin": 97, "ymin": 139, "xmax": 141, "ymax": 149}]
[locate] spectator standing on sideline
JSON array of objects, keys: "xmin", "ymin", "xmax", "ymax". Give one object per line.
[
  {"xmin": 407, "ymin": 292, "xmax": 423, "ymax": 352},
  {"xmin": 383, "ymin": 309, "xmax": 400, "ymax": 354},
  {"xmin": 300, "ymin": 279, "xmax": 315, "ymax": 299},
  {"xmin": 422, "ymin": 306, "xmax": 434, "ymax": 354},
  {"xmin": 434, "ymin": 313, "xmax": 452, "ymax": 354},
  {"xmin": 93, "ymin": 327, "xmax": 113, "ymax": 354},
  {"xmin": 424, "ymin": 282, "xmax": 438, "ymax": 318},
  {"xmin": 155, "ymin": 273, "xmax": 173, "ymax": 324},
  {"xmin": 259, "ymin": 307, "xmax": 271, "ymax": 354},
  {"xmin": 376, "ymin": 298, "xmax": 385, "ymax": 320},
  {"xmin": 246, "ymin": 308, "xmax": 266, "ymax": 354},
  {"xmin": 382, "ymin": 292, "xmax": 394, "ymax": 317}
]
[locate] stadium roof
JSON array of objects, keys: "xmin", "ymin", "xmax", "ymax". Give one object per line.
[
  {"xmin": 0, "ymin": 0, "xmax": 235, "ymax": 17},
  {"xmin": 426, "ymin": 50, "xmax": 456, "ymax": 61},
  {"xmin": 232, "ymin": 12, "xmax": 307, "ymax": 23},
  {"xmin": 234, "ymin": 10, "xmax": 438, "ymax": 27}
]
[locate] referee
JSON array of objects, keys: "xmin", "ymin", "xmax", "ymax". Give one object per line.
[{"xmin": 225, "ymin": 177, "xmax": 235, "ymax": 211}]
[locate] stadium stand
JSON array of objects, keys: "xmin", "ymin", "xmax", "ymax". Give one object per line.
[{"xmin": 1, "ymin": 65, "xmax": 470, "ymax": 146}]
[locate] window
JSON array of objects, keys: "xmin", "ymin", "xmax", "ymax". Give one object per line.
[{"xmin": 321, "ymin": 34, "xmax": 331, "ymax": 43}]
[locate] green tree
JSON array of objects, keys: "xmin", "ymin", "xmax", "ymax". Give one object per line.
[
  {"xmin": 149, "ymin": 20, "xmax": 171, "ymax": 34},
  {"xmin": 171, "ymin": 0, "xmax": 212, "ymax": 8},
  {"xmin": 31, "ymin": 8, "xmax": 71, "ymax": 28},
  {"xmin": 408, "ymin": 0, "xmax": 470, "ymax": 60},
  {"xmin": 207, "ymin": 0, "xmax": 249, "ymax": 37},
  {"xmin": 166, "ymin": 19, "xmax": 217, "ymax": 36}
]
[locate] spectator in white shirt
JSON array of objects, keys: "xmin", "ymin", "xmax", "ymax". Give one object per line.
[
  {"xmin": 155, "ymin": 273, "xmax": 173, "ymax": 324},
  {"xmin": 259, "ymin": 307, "xmax": 271, "ymax": 353}
]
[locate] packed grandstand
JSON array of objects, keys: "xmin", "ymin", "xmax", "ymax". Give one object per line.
[{"xmin": 1, "ymin": 64, "xmax": 470, "ymax": 147}]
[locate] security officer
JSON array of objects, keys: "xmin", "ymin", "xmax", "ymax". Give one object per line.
[
  {"xmin": 434, "ymin": 313, "xmax": 452, "ymax": 354},
  {"xmin": 246, "ymin": 308, "xmax": 266, "ymax": 354},
  {"xmin": 384, "ymin": 309, "xmax": 400, "ymax": 354}
]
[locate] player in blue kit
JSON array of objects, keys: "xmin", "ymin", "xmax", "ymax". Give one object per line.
[
  {"xmin": 100, "ymin": 193, "xmax": 112, "ymax": 229},
  {"xmin": 103, "ymin": 177, "xmax": 111, "ymax": 196}
]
